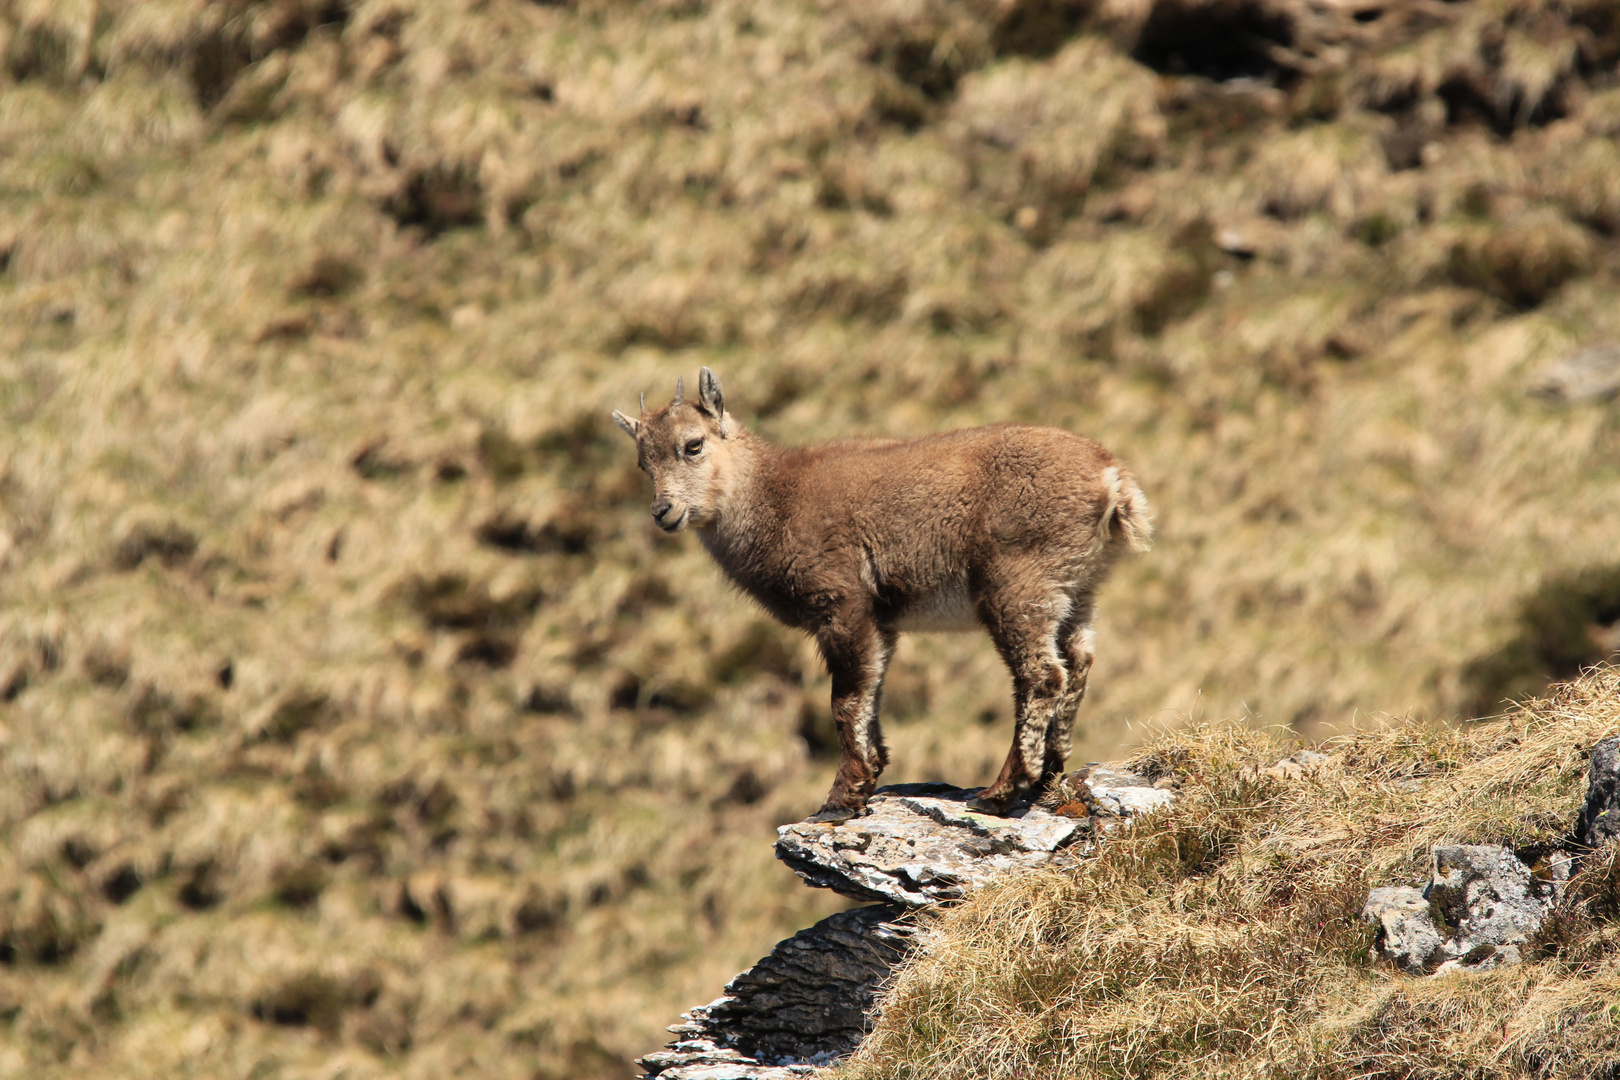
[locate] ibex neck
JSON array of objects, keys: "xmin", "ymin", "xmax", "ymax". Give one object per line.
[{"xmin": 697, "ymin": 426, "xmax": 779, "ymax": 549}]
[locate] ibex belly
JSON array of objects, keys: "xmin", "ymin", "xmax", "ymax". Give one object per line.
[{"xmin": 893, "ymin": 580, "xmax": 978, "ymax": 633}]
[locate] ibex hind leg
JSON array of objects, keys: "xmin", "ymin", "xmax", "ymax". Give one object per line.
[
  {"xmin": 806, "ymin": 621, "xmax": 895, "ymax": 825},
  {"xmin": 1039, "ymin": 622, "xmax": 1096, "ymax": 799},
  {"xmin": 969, "ymin": 581, "xmax": 1070, "ymax": 815}
]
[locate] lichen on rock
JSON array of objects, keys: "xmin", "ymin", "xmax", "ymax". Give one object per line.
[{"xmin": 1363, "ymin": 845, "xmax": 1567, "ymax": 975}]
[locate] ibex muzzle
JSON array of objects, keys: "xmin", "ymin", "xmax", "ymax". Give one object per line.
[
  {"xmin": 613, "ymin": 368, "xmax": 1152, "ymax": 823},
  {"xmin": 649, "ymin": 496, "xmax": 683, "ymax": 531}
]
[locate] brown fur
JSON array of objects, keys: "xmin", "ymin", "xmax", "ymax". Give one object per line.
[{"xmin": 613, "ymin": 369, "xmax": 1152, "ymax": 822}]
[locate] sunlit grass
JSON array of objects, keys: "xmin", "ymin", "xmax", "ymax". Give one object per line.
[{"xmin": 841, "ymin": 669, "xmax": 1620, "ymax": 1080}]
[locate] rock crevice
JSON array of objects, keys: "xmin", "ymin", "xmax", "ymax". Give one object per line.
[{"xmin": 639, "ymin": 905, "xmax": 914, "ymax": 1080}]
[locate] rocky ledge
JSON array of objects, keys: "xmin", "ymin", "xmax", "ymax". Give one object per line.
[
  {"xmin": 639, "ymin": 766, "xmax": 1175, "ymax": 1079},
  {"xmin": 642, "ymin": 736, "xmax": 1620, "ymax": 1078}
]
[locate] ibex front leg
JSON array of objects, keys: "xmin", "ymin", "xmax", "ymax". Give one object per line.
[{"xmin": 806, "ymin": 616, "xmax": 895, "ymax": 825}]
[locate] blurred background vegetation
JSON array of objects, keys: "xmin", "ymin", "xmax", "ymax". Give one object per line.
[{"xmin": 0, "ymin": 0, "xmax": 1617, "ymax": 1076}]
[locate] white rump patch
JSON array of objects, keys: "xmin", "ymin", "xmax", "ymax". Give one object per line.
[{"xmin": 895, "ymin": 580, "xmax": 978, "ymax": 633}]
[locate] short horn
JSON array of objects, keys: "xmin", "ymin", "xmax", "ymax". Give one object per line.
[
  {"xmin": 673, "ymin": 375, "xmax": 684, "ymax": 405},
  {"xmin": 639, "ymin": 392, "xmax": 646, "ymax": 415}
]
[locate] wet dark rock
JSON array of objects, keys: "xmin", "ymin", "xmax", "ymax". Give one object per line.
[
  {"xmin": 638, "ymin": 905, "xmax": 913, "ymax": 1080},
  {"xmin": 1573, "ymin": 734, "xmax": 1620, "ymax": 851}
]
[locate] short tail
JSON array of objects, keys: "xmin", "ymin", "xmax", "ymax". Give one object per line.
[{"xmin": 1100, "ymin": 465, "xmax": 1154, "ymax": 553}]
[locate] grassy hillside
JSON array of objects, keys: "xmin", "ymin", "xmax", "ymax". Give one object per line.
[
  {"xmin": 840, "ymin": 668, "xmax": 1620, "ymax": 1080},
  {"xmin": 0, "ymin": 0, "xmax": 1617, "ymax": 1075}
]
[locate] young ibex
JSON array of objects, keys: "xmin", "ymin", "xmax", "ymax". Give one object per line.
[{"xmin": 613, "ymin": 369, "xmax": 1151, "ymax": 823}]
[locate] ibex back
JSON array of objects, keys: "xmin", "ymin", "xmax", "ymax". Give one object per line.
[{"xmin": 613, "ymin": 369, "xmax": 1152, "ymax": 823}]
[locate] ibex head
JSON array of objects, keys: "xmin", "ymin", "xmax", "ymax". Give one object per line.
[{"xmin": 612, "ymin": 368, "xmax": 734, "ymax": 533}]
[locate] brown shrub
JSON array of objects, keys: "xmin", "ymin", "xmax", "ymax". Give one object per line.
[
  {"xmin": 950, "ymin": 36, "xmax": 1164, "ymax": 220},
  {"xmin": 1445, "ymin": 209, "xmax": 1594, "ymax": 309}
]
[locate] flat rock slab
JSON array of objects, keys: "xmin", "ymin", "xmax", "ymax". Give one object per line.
[
  {"xmin": 775, "ymin": 772, "xmax": 1174, "ymax": 907},
  {"xmin": 637, "ymin": 1040, "xmax": 819, "ymax": 1080}
]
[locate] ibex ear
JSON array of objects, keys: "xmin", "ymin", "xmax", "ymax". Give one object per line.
[
  {"xmin": 611, "ymin": 410, "xmax": 640, "ymax": 440},
  {"xmin": 697, "ymin": 367, "xmax": 728, "ymax": 435}
]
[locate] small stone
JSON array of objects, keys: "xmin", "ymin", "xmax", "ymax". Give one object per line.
[
  {"xmin": 1362, "ymin": 886, "xmax": 1441, "ymax": 973},
  {"xmin": 1264, "ymin": 750, "xmax": 1329, "ymax": 782},
  {"xmin": 1434, "ymin": 944, "xmax": 1521, "ymax": 976},
  {"xmin": 1530, "ymin": 343, "xmax": 1620, "ymax": 404},
  {"xmin": 1088, "ymin": 783, "xmax": 1175, "ymax": 819},
  {"xmin": 1215, "ymin": 227, "xmax": 1257, "ymax": 257}
]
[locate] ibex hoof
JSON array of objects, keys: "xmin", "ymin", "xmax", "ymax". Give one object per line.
[
  {"xmin": 804, "ymin": 805, "xmax": 864, "ymax": 825},
  {"xmin": 965, "ymin": 791, "xmax": 1014, "ymax": 816}
]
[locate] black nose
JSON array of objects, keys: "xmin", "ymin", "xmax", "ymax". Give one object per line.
[{"xmin": 650, "ymin": 498, "xmax": 673, "ymax": 522}]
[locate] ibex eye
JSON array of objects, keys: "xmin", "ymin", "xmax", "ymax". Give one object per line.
[{"xmin": 684, "ymin": 439, "xmax": 703, "ymax": 456}]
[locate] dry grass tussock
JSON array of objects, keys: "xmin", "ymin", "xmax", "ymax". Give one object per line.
[
  {"xmin": 0, "ymin": 0, "xmax": 1619, "ymax": 1074},
  {"xmin": 841, "ymin": 668, "xmax": 1620, "ymax": 1080}
]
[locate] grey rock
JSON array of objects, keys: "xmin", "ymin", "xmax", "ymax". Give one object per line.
[
  {"xmin": 1428, "ymin": 844, "xmax": 1556, "ymax": 970},
  {"xmin": 1530, "ymin": 342, "xmax": 1620, "ymax": 403},
  {"xmin": 774, "ymin": 773, "xmax": 1172, "ymax": 907},
  {"xmin": 1573, "ymin": 734, "xmax": 1620, "ymax": 851},
  {"xmin": 1363, "ymin": 735, "xmax": 1620, "ymax": 977},
  {"xmin": 639, "ymin": 905, "xmax": 913, "ymax": 1079},
  {"xmin": 1362, "ymin": 886, "xmax": 1442, "ymax": 973},
  {"xmin": 1431, "ymin": 945, "xmax": 1522, "ymax": 975},
  {"xmin": 645, "ymin": 769, "xmax": 1175, "ymax": 1075},
  {"xmin": 639, "ymin": 1041, "xmax": 820, "ymax": 1080},
  {"xmin": 641, "ymin": 1050, "xmax": 818, "ymax": 1080},
  {"xmin": 774, "ymin": 784, "xmax": 1082, "ymax": 906},
  {"xmin": 1075, "ymin": 765, "xmax": 1178, "ymax": 821},
  {"xmin": 1364, "ymin": 844, "xmax": 1561, "ymax": 974}
]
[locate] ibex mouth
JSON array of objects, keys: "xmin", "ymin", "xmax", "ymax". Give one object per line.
[{"xmin": 657, "ymin": 508, "xmax": 690, "ymax": 533}]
